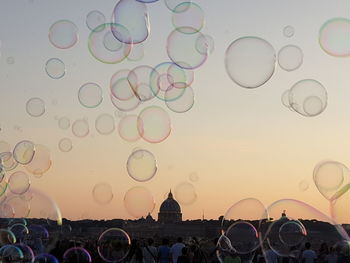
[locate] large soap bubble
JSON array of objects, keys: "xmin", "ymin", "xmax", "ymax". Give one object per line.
[
  {"xmin": 8, "ymin": 171, "xmax": 30, "ymax": 195},
  {"xmin": 288, "ymin": 79, "xmax": 327, "ymax": 117},
  {"xmin": 319, "ymin": 18, "xmax": 350, "ymax": 57},
  {"xmin": 124, "ymin": 186, "xmax": 155, "ymax": 218},
  {"xmin": 13, "ymin": 140, "xmax": 35, "ymax": 165},
  {"xmin": 92, "ymin": 182, "xmax": 114, "ymax": 205},
  {"xmin": 25, "ymin": 144, "xmax": 52, "ymax": 177},
  {"xmin": 78, "ymin": 83, "xmax": 103, "ymax": 108},
  {"xmin": 278, "ymin": 45, "xmax": 303, "ymax": 71},
  {"xmin": 172, "ymin": 2, "xmax": 205, "ymax": 34},
  {"xmin": 127, "ymin": 149, "xmax": 157, "ymax": 182},
  {"xmin": 225, "ymin": 36, "xmax": 276, "ymax": 89},
  {"xmin": 118, "ymin": 115, "xmax": 142, "ymax": 142},
  {"xmin": 174, "ymin": 182, "xmax": 197, "ymax": 205},
  {"xmin": 112, "ymin": 0, "xmax": 150, "ymax": 44},
  {"xmin": 49, "ymin": 20, "xmax": 78, "ymax": 49},
  {"xmin": 97, "ymin": 228, "xmax": 131, "ymax": 263}
]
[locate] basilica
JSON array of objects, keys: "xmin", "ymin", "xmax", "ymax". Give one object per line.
[{"xmin": 158, "ymin": 190, "xmax": 182, "ymax": 223}]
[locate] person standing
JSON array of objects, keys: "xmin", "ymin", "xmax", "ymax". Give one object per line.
[
  {"xmin": 170, "ymin": 237, "xmax": 185, "ymax": 263},
  {"xmin": 302, "ymin": 242, "xmax": 317, "ymax": 263},
  {"xmin": 158, "ymin": 238, "xmax": 171, "ymax": 263},
  {"xmin": 143, "ymin": 238, "xmax": 158, "ymax": 263}
]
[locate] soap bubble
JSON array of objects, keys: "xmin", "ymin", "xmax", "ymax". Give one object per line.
[
  {"xmin": 58, "ymin": 138, "xmax": 72, "ymax": 152},
  {"xmin": 13, "ymin": 140, "xmax": 35, "ymax": 165},
  {"xmin": 95, "ymin": 114, "xmax": 115, "ymax": 135},
  {"xmin": 165, "ymin": 85, "xmax": 195, "ymax": 113},
  {"xmin": 127, "ymin": 149, "xmax": 157, "ymax": 182},
  {"xmin": 49, "ymin": 20, "xmax": 78, "ymax": 49},
  {"xmin": 45, "ymin": 58, "xmax": 65, "ymax": 79},
  {"xmin": 118, "ymin": 115, "xmax": 142, "ymax": 142},
  {"xmin": 112, "ymin": 0, "xmax": 150, "ymax": 44},
  {"xmin": 97, "ymin": 228, "xmax": 130, "ymax": 263},
  {"xmin": 8, "ymin": 171, "xmax": 30, "ymax": 195},
  {"xmin": 86, "ymin": 10, "xmax": 105, "ymax": 31},
  {"xmin": 172, "ymin": 2, "xmax": 205, "ymax": 34},
  {"xmin": 167, "ymin": 29, "xmax": 207, "ymax": 69},
  {"xmin": 225, "ymin": 221, "xmax": 259, "ymax": 254},
  {"xmin": 278, "ymin": 45, "xmax": 303, "ymax": 71},
  {"xmin": 78, "ymin": 83, "xmax": 103, "ymax": 108},
  {"xmin": 72, "ymin": 119, "xmax": 89, "ymax": 138},
  {"xmin": 195, "ymin": 34, "xmax": 215, "ymax": 55},
  {"xmin": 127, "ymin": 65, "xmax": 156, "ymax": 101},
  {"xmin": 137, "ymin": 106, "xmax": 171, "ymax": 143},
  {"xmin": 0, "ymin": 152, "xmax": 18, "ymax": 171},
  {"xmin": 225, "ymin": 36, "xmax": 276, "ymax": 88},
  {"xmin": 26, "ymin": 98, "xmax": 45, "ymax": 117},
  {"xmin": 124, "ymin": 186, "xmax": 155, "ymax": 218},
  {"xmin": 174, "ymin": 182, "xmax": 197, "ymax": 205},
  {"xmin": 58, "ymin": 117, "xmax": 70, "ymax": 130},
  {"xmin": 165, "ymin": 0, "xmax": 192, "ymax": 12},
  {"xmin": 88, "ymin": 23, "xmax": 132, "ymax": 64},
  {"xmin": 319, "ymin": 18, "xmax": 350, "ymax": 57},
  {"xmin": 25, "ymin": 144, "xmax": 51, "ymax": 177},
  {"xmin": 288, "ymin": 79, "xmax": 327, "ymax": 117},
  {"xmin": 92, "ymin": 182, "xmax": 114, "ymax": 205},
  {"xmin": 63, "ymin": 247, "xmax": 92, "ymax": 263}
]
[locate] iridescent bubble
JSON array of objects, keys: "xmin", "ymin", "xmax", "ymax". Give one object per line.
[
  {"xmin": 72, "ymin": 119, "xmax": 89, "ymax": 138},
  {"xmin": 283, "ymin": 25, "xmax": 294, "ymax": 38},
  {"xmin": 58, "ymin": 138, "xmax": 72, "ymax": 152},
  {"xmin": 278, "ymin": 45, "xmax": 303, "ymax": 71},
  {"xmin": 26, "ymin": 98, "xmax": 45, "ymax": 117},
  {"xmin": 63, "ymin": 247, "xmax": 92, "ymax": 263},
  {"xmin": 319, "ymin": 18, "xmax": 350, "ymax": 57},
  {"xmin": 88, "ymin": 23, "xmax": 132, "ymax": 64},
  {"xmin": 167, "ymin": 62, "xmax": 194, "ymax": 88},
  {"xmin": 112, "ymin": 0, "xmax": 150, "ymax": 44},
  {"xmin": 167, "ymin": 29, "xmax": 207, "ymax": 69},
  {"xmin": 172, "ymin": 2, "xmax": 205, "ymax": 34},
  {"xmin": 124, "ymin": 186, "xmax": 155, "ymax": 218},
  {"xmin": 34, "ymin": 254, "xmax": 59, "ymax": 263},
  {"xmin": 48, "ymin": 20, "xmax": 78, "ymax": 49},
  {"xmin": 164, "ymin": 0, "xmax": 192, "ymax": 12},
  {"xmin": 222, "ymin": 198, "xmax": 266, "ymax": 231},
  {"xmin": 45, "ymin": 58, "xmax": 65, "ymax": 79},
  {"xmin": 225, "ymin": 221, "xmax": 259, "ymax": 254},
  {"xmin": 174, "ymin": 182, "xmax": 197, "ymax": 205},
  {"xmin": 9, "ymin": 223, "xmax": 29, "ymax": 242},
  {"xmin": 110, "ymin": 69, "xmax": 135, "ymax": 101},
  {"xmin": 137, "ymin": 106, "xmax": 171, "ymax": 143},
  {"xmin": 195, "ymin": 34, "xmax": 215, "ymax": 55},
  {"xmin": 260, "ymin": 199, "xmax": 349, "ymax": 258},
  {"xmin": 86, "ymin": 10, "xmax": 105, "ymax": 31},
  {"xmin": 127, "ymin": 65, "xmax": 156, "ymax": 101},
  {"xmin": 127, "ymin": 149, "xmax": 157, "ymax": 182},
  {"xmin": 0, "ymin": 152, "xmax": 18, "ymax": 171},
  {"xmin": 225, "ymin": 36, "xmax": 276, "ymax": 89},
  {"xmin": 118, "ymin": 115, "xmax": 142, "ymax": 142},
  {"xmin": 298, "ymin": 180, "xmax": 309, "ymax": 192},
  {"xmin": 288, "ymin": 79, "xmax": 327, "ymax": 117},
  {"xmin": 78, "ymin": 83, "xmax": 103, "ymax": 108},
  {"xmin": 97, "ymin": 228, "xmax": 131, "ymax": 263},
  {"xmin": 25, "ymin": 144, "xmax": 52, "ymax": 177},
  {"xmin": 8, "ymin": 171, "xmax": 30, "ymax": 195},
  {"xmin": 165, "ymin": 85, "xmax": 195, "ymax": 113},
  {"xmin": 13, "ymin": 140, "xmax": 35, "ymax": 165},
  {"xmin": 58, "ymin": 117, "xmax": 70, "ymax": 130},
  {"xmin": 278, "ymin": 220, "xmax": 307, "ymax": 247},
  {"xmin": 127, "ymin": 43, "xmax": 145, "ymax": 62},
  {"xmin": 92, "ymin": 182, "xmax": 114, "ymax": 205},
  {"xmin": 0, "ymin": 245, "xmax": 23, "ymax": 261},
  {"xmin": 95, "ymin": 114, "xmax": 115, "ymax": 135},
  {"xmin": 15, "ymin": 244, "xmax": 34, "ymax": 263},
  {"xmin": 0, "ymin": 230, "xmax": 16, "ymax": 246}
]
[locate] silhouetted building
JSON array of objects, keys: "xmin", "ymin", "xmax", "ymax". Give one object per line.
[{"xmin": 158, "ymin": 190, "xmax": 182, "ymax": 223}]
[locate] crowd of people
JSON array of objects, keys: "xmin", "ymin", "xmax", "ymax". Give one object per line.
[{"xmin": 49, "ymin": 236, "xmax": 350, "ymax": 263}]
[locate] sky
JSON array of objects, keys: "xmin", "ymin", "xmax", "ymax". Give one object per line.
[{"xmin": 1, "ymin": 0, "xmax": 350, "ymax": 223}]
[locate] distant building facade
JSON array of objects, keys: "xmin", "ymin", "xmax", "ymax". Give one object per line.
[{"xmin": 158, "ymin": 190, "xmax": 182, "ymax": 223}]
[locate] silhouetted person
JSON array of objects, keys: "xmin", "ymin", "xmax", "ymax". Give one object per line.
[
  {"xmin": 127, "ymin": 239, "xmax": 145, "ymax": 263},
  {"xmin": 158, "ymin": 238, "xmax": 171, "ymax": 263},
  {"xmin": 324, "ymin": 247, "xmax": 337, "ymax": 263},
  {"xmin": 143, "ymin": 238, "xmax": 158, "ymax": 263},
  {"xmin": 170, "ymin": 237, "xmax": 185, "ymax": 263},
  {"xmin": 319, "ymin": 243, "xmax": 329, "ymax": 263},
  {"xmin": 302, "ymin": 242, "xmax": 317, "ymax": 263}
]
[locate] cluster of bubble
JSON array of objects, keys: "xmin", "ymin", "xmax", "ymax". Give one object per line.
[
  {"xmin": 217, "ymin": 197, "xmax": 349, "ymax": 263},
  {"xmin": 42, "ymin": 0, "xmax": 209, "ymax": 214}
]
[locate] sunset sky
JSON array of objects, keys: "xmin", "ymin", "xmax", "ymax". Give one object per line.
[{"xmin": 1, "ymin": 0, "xmax": 350, "ymax": 223}]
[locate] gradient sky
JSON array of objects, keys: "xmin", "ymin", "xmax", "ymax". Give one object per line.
[{"xmin": 1, "ymin": 0, "xmax": 350, "ymax": 223}]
